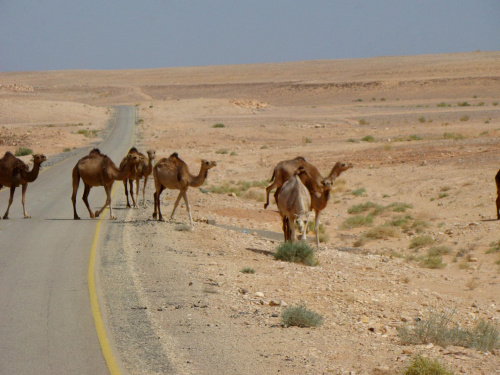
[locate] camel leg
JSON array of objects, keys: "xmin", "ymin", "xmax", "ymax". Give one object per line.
[
  {"xmin": 71, "ymin": 166, "xmax": 81, "ymax": 219},
  {"xmin": 3, "ymin": 186, "xmax": 16, "ymax": 219},
  {"xmin": 170, "ymin": 191, "xmax": 184, "ymax": 222},
  {"xmin": 264, "ymin": 181, "xmax": 277, "ymax": 209},
  {"xmin": 21, "ymin": 183, "xmax": 30, "ymax": 218},
  {"xmin": 496, "ymin": 193, "xmax": 500, "ymax": 220},
  {"xmin": 142, "ymin": 176, "xmax": 149, "ymax": 207},
  {"xmin": 290, "ymin": 218, "xmax": 296, "ymax": 243},
  {"xmin": 129, "ymin": 179, "xmax": 137, "ymax": 208},
  {"xmin": 314, "ymin": 210, "xmax": 321, "ymax": 248},
  {"xmin": 282, "ymin": 216, "xmax": 288, "ymax": 242},
  {"xmin": 82, "ymin": 184, "xmax": 95, "ymax": 219},
  {"xmin": 273, "ymin": 187, "xmax": 282, "ymax": 210},
  {"xmin": 155, "ymin": 186, "xmax": 165, "ymax": 221},
  {"xmin": 181, "ymin": 191, "xmax": 194, "ymax": 226},
  {"xmin": 152, "ymin": 191, "xmax": 158, "ymax": 220},
  {"xmin": 95, "ymin": 185, "xmax": 115, "ymax": 219},
  {"xmin": 124, "ymin": 179, "xmax": 131, "ymax": 208}
]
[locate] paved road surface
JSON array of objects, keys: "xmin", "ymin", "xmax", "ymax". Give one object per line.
[{"xmin": 0, "ymin": 106, "xmax": 135, "ymax": 374}]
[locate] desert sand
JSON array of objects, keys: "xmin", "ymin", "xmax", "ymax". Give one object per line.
[{"xmin": 1, "ymin": 52, "xmax": 500, "ymax": 374}]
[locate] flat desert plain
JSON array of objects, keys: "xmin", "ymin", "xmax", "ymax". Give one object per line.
[{"xmin": 1, "ymin": 52, "xmax": 500, "ymax": 374}]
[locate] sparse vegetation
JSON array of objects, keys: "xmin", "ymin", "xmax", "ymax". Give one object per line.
[
  {"xmin": 409, "ymin": 134, "xmax": 423, "ymax": 141},
  {"xmin": 409, "ymin": 235, "xmax": 434, "ymax": 249},
  {"xmin": 460, "ymin": 115, "xmax": 469, "ymax": 121},
  {"xmin": 398, "ymin": 309, "xmax": 500, "ymax": 352},
  {"xmin": 486, "ymin": 240, "xmax": 500, "ymax": 254},
  {"xmin": 443, "ymin": 132, "xmax": 464, "ymax": 140},
  {"xmin": 341, "ymin": 214, "xmax": 373, "ymax": 229},
  {"xmin": 419, "ymin": 254, "xmax": 446, "ymax": 269},
  {"xmin": 240, "ymin": 267, "xmax": 255, "ymax": 274},
  {"xmin": 302, "ymin": 136, "xmax": 312, "ymax": 143},
  {"xmin": 274, "ymin": 241, "xmax": 318, "ymax": 266},
  {"xmin": 216, "ymin": 149, "xmax": 228, "ymax": 154},
  {"xmin": 351, "ymin": 187, "xmax": 366, "ymax": 196},
  {"xmin": 418, "ymin": 116, "xmax": 426, "ymax": 123},
  {"xmin": 77, "ymin": 129, "xmax": 99, "ymax": 137},
  {"xmin": 457, "ymin": 101, "xmax": 470, "ymax": 107},
  {"xmin": 281, "ymin": 304, "xmax": 323, "ymax": 328},
  {"xmin": 212, "ymin": 123, "xmax": 225, "ymax": 128},
  {"xmin": 401, "ymin": 355, "xmax": 454, "ymax": 375},
  {"xmin": 361, "ymin": 135, "xmax": 375, "ymax": 142},
  {"xmin": 14, "ymin": 147, "xmax": 33, "ymax": 156},
  {"xmin": 359, "ymin": 118, "xmax": 369, "ymax": 125}
]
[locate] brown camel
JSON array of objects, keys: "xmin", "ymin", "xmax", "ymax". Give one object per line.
[
  {"xmin": 0, "ymin": 152, "xmax": 46, "ymax": 219},
  {"xmin": 121, "ymin": 148, "xmax": 156, "ymax": 208},
  {"xmin": 264, "ymin": 157, "xmax": 353, "ymax": 246},
  {"xmin": 153, "ymin": 152, "xmax": 216, "ymax": 226},
  {"xmin": 495, "ymin": 169, "xmax": 500, "ymax": 220},
  {"xmin": 71, "ymin": 148, "xmax": 139, "ymax": 220},
  {"xmin": 277, "ymin": 168, "xmax": 311, "ymax": 243}
]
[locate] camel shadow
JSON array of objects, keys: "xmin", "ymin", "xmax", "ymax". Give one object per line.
[{"xmin": 480, "ymin": 218, "xmax": 499, "ymax": 222}]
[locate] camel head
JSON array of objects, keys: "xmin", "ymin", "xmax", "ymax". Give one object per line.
[
  {"xmin": 147, "ymin": 150, "xmax": 156, "ymax": 161},
  {"xmin": 332, "ymin": 162, "xmax": 353, "ymax": 174},
  {"xmin": 32, "ymin": 154, "xmax": 47, "ymax": 165},
  {"xmin": 201, "ymin": 160, "xmax": 217, "ymax": 170}
]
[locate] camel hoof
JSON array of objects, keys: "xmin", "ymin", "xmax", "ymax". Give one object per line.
[
  {"xmin": 111, "ymin": 216, "xmax": 117, "ymax": 220},
  {"xmin": 74, "ymin": 216, "xmax": 81, "ymax": 220},
  {"xmin": 264, "ymin": 203, "xmax": 269, "ymax": 209},
  {"xmin": 3, "ymin": 216, "xmax": 9, "ymax": 220},
  {"xmin": 24, "ymin": 215, "xmax": 31, "ymax": 219}
]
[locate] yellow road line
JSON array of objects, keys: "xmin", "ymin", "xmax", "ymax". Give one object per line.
[
  {"xmin": 88, "ymin": 106, "xmax": 136, "ymax": 375},
  {"xmin": 88, "ymin": 198, "xmax": 121, "ymax": 374}
]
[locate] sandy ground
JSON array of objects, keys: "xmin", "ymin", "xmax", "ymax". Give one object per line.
[{"xmin": 1, "ymin": 52, "xmax": 500, "ymax": 374}]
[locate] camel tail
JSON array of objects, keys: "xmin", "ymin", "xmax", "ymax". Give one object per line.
[{"xmin": 269, "ymin": 169, "xmax": 276, "ymax": 184}]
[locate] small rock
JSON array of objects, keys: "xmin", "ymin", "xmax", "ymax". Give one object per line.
[
  {"xmin": 468, "ymin": 257, "xmax": 478, "ymax": 263},
  {"xmin": 255, "ymin": 292, "xmax": 265, "ymax": 298}
]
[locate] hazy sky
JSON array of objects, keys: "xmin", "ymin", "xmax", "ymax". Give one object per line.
[{"xmin": 1, "ymin": 0, "xmax": 499, "ymax": 72}]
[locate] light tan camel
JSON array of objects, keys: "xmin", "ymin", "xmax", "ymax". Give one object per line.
[
  {"xmin": 0, "ymin": 152, "xmax": 46, "ymax": 219},
  {"xmin": 121, "ymin": 148, "xmax": 156, "ymax": 208},
  {"xmin": 277, "ymin": 168, "xmax": 311, "ymax": 243},
  {"xmin": 71, "ymin": 148, "xmax": 139, "ymax": 220},
  {"xmin": 495, "ymin": 169, "xmax": 500, "ymax": 220},
  {"xmin": 153, "ymin": 152, "xmax": 216, "ymax": 226},
  {"xmin": 264, "ymin": 157, "xmax": 353, "ymax": 246}
]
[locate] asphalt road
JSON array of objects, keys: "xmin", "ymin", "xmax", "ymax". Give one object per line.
[{"xmin": 0, "ymin": 106, "xmax": 135, "ymax": 374}]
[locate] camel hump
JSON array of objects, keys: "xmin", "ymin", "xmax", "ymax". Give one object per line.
[
  {"xmin": 89, "ymin": 148, "xmax": 102, "ymax": 155},
  {"xmin": 294, "ymin": 156, "xmax": 306, "ymax": 161},
  {"xmin": 129, "ymin": 147, "xmax": 139, "ymax": 154},
  {"xmin": 169, "ymin": 152, "xmax": 179, "ymax": 159}
]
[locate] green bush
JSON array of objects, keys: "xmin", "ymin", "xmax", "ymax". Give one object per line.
[
  {"xmin": 212, "ymin": 123, "xmax": 225, "ymax": 128},
  {"xmin": 14, "ymin": 147, "xmax": 33, "ymax": 156},
  {"xmin": 274, "ymin": 241, "xmax": 317, "ymax": 266},
  {"xmin": 240, "ymin": 267, "xmax": 255, "ymax": 274},
  {"xmin": 361, "ymin": 135, "xmax": 375, "ymax": 142},
  {"xmin": 402, "ymin": 355, "xmax": 454, "ymax": 375},
  {"xmin": 281, "ymin": 305, "xmax": 323, "ymax": 328}
]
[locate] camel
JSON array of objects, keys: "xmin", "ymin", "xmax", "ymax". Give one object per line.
[
  {"xmin": 277, "ymin": 168, "xmax": 311, "ymax": 243},
  {"xmin": 0, "ymin": 152, "xmax": 46, "ymax": 219},
  {"xmin": 121, "ymin": 148, "xmax": 156, "ymax": 208},
  {"xmin": 264, "ymin": 157, "xmax": 353, "ymax": 246},
  {"xmin": 71, "ymin": 148, "xmax": 140, "ymax": 220},
  {"xmin": 495, "ymin": 169, "xmax": 500, "ymax": 220},
  {"xmin": 153, "ymin": 152, "xmax": 216, "ymax": 226}
]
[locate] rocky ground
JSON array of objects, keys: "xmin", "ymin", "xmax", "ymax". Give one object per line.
[{"xmin": 1, "ymin": 52, "xmax": 500, "ymax": 374}]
